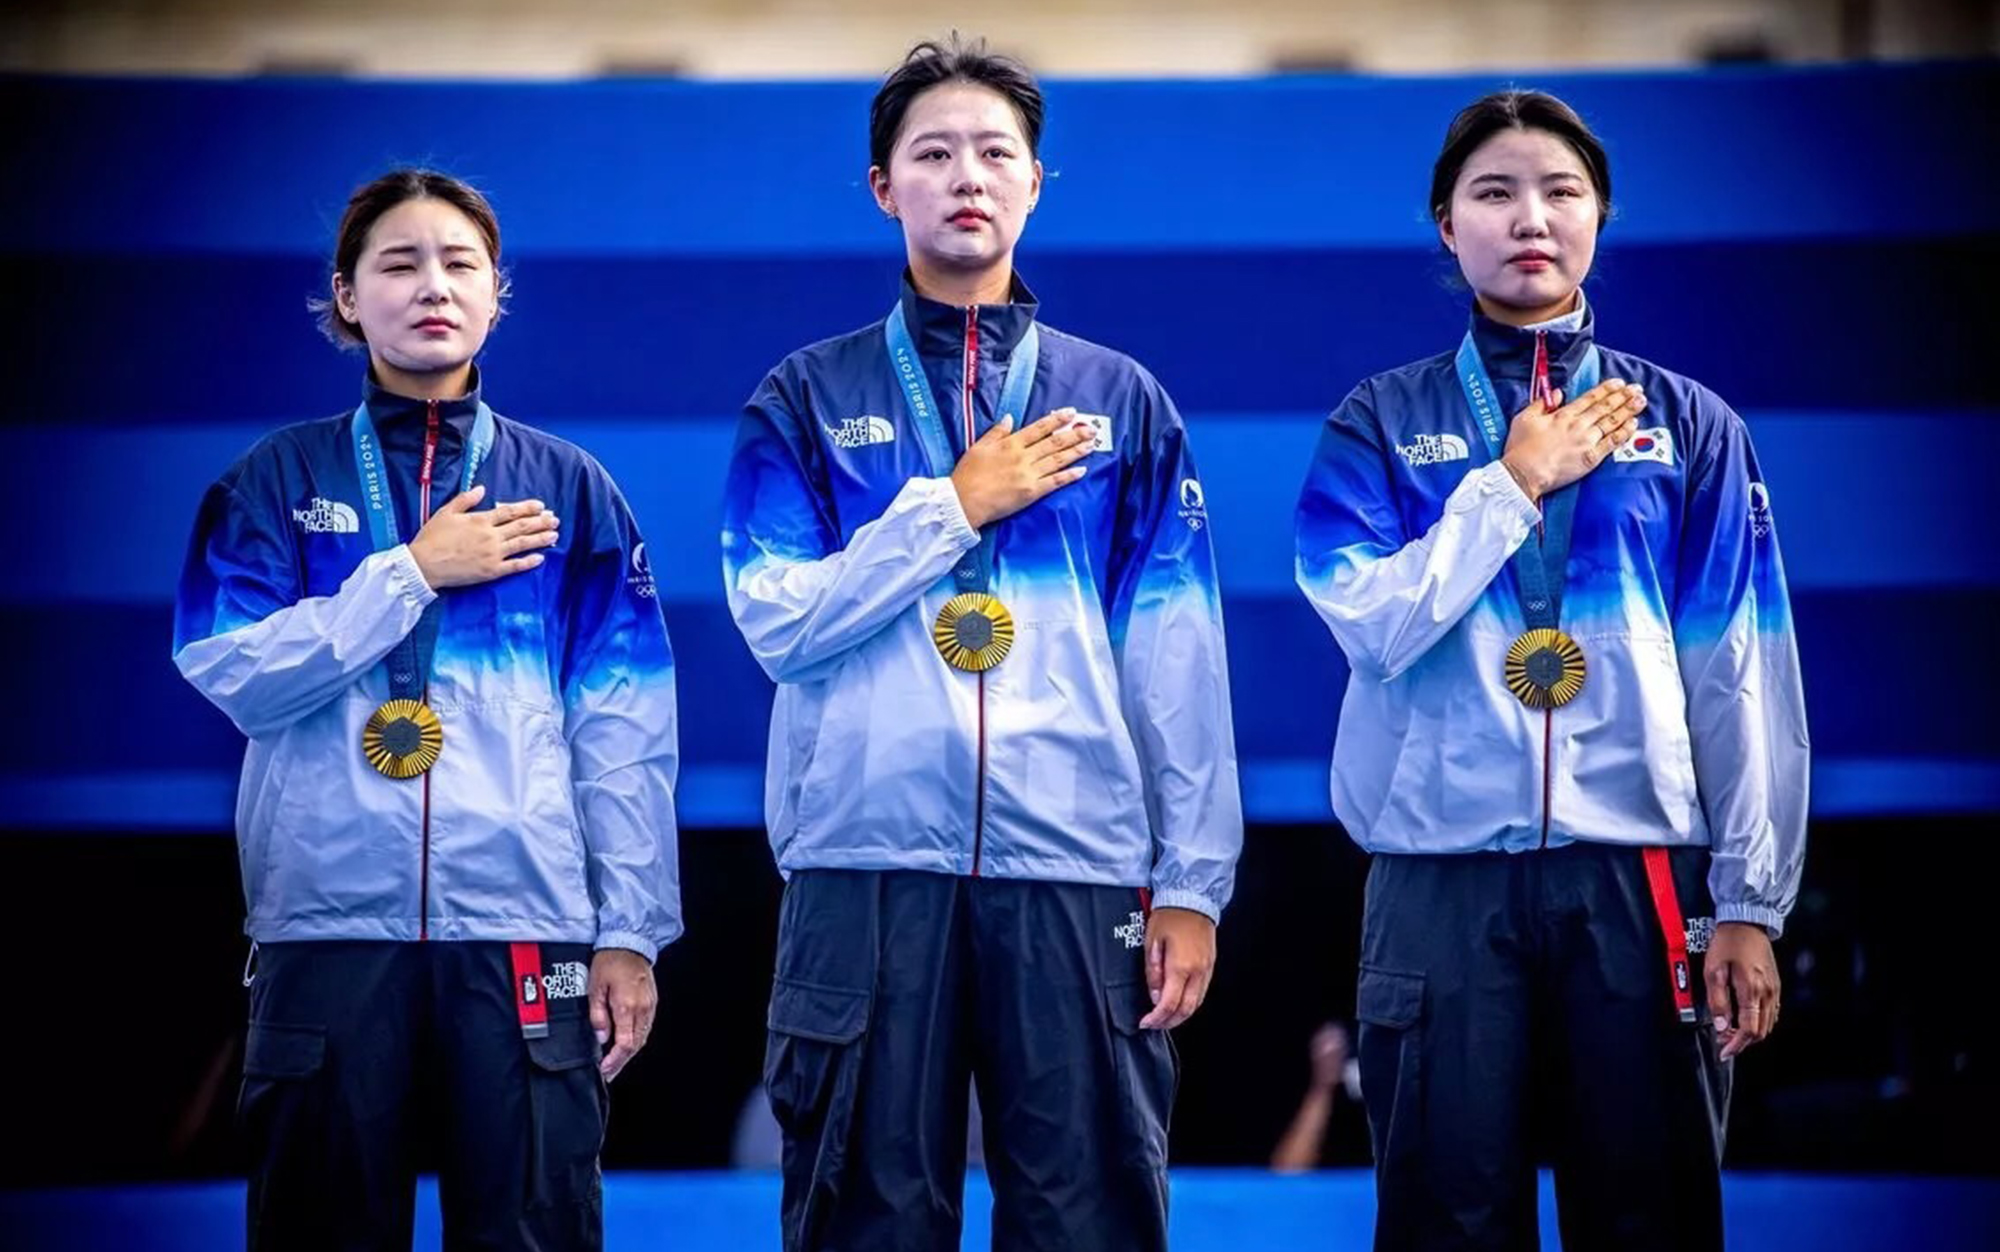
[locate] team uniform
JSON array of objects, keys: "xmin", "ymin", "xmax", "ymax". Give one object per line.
[
  {"xmin": 1295, "ymin": 301, "xmax": 1808, "ymax": 1250},
  {"xmin": 723, "ymin": 277, "xmax": 1243, "ymax": 1250},
  {"xmin": 175, "ymin": 374, "xmax": 681, "ymax": 1250}
]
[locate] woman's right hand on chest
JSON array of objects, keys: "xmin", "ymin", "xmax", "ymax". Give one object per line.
[{"xmin": 408, "ymin": 485, "xmax": 562, "ymax": 589}]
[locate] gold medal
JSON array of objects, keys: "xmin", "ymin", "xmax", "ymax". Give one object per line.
[
  {"xmin": 1504, "ymin": 628, "xmax": 1587, "ymax": 709},
  {"xmin": 933, "ymin": 592, "xmax": 1015, "ymax": 671},
  {"xmin": 362, "ymin": 699, "xmax": 444, "ymax": 778}
]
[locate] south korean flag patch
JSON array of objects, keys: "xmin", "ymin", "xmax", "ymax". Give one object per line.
[
  {"xmin": 1612, "ymin": 426, "xmax": 1675, "ymax": 466},
  {"xmin": 1074, "ymin": 412, "xmax": 1113, "ymax": 454}
]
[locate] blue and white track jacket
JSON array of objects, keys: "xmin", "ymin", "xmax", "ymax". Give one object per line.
[
  {"xmin": 174, "ymin": 375, "xmax": 681, "ymax": 956},
  {"xmin": 1295, "ymin": 307, "xmax": 1808, "ymax": 934},
  {"xmin": 723, "ymin": 278, "xmax": 1243, "ymax": 921}
]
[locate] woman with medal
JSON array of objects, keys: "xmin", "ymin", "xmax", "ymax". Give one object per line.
[
  {"xmin": 173, "ymin": 169, "xmax": 680, "ymax": 1250},
  {"xmin": 722, "ymin": 36, "xmax": 1243, "ymax": 1252},
  {"xmin": 1295, "ymin": 91, "xmax": 1809, "ymax": 1250}
]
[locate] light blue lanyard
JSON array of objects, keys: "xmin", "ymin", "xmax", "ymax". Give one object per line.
[
  {"xmin": 350, "ymin": 400, "xmax": 495, "ymax": 549},
  {"xmin": 348, "ymin": 399, "xmax": 496, "ymax": 698},
  {"xmin": 885, "ymin": 304, "xmax": 1039, "ymax": 593},
  {"xmin": 1454, "ymin": 334, "xmax": 1600, "ymax": 628}
]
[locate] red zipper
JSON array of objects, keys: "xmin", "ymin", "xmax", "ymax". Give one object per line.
[
  {"xmin": 973, "ymin": 679, "xmax": 988, "ymax": 874},
  {"xmin": 964, "ymin": 307, "xmax": 990, "ymax": 876},
  {"xmin": 1539, "ymin": 709, "xmax": 1554, "ymax": 848},
  {"xmin": 419, "ymin": 769, "xmax": 434, "ymax": 939},
  {"xmin": 1530, "ymin": 330, "xmax": 1555, "ymax": 410},
  {"xmin": 1532, "ymin": 331, "xmax": 1555, "ymax": 849},
  {"xmin": 418, "ymin": 399, "xmax": 439, "ymax": 939}
]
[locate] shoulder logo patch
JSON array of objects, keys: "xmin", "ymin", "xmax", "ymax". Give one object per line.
[
  {"xmin": 1748, "ymin": 481, "xmax": 1773, "ymax": 539},
  {"xmin": 628, "ymin": 541, "xmax": 657, "ymax": 598},
  {"xmin": 1178, "ymin": 478, "xmax": 1208, "ymax": 530}
]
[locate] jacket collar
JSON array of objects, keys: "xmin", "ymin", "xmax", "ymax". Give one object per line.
[
  {"xmin": 358, "ymin": 367, "xmax": 484, "ymax": 450},
  {"xmin": 1467, "ymin": 293, "xmax": 1595, "ymax": 383},
  {"xmin": 895, "ymin": 270, "xmax": 1041, "ymax": 361}
]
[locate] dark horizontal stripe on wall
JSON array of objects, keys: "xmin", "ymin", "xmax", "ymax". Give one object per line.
[
  {"xmin": 1220, "ymin": 590, "xmax": 2000, "ymax": 761},
  {"xmin": 11, "ymin": 589, "xmax": 1996, "ymax": 782},
  {"xmin": 3, "ymin": 64, "xmax": 1993, "ymax": 253},
  {"xmin": 0, "ymin": 601, "xmax": 775, "ymax": 776},
  {"xmin": 14, "ymin": 410, "xmax": 1991, "ymax": 608},
  {"xmin": 3, "ymin": 237, "xmax": 1995, "ymax": 426},
  {"xmin": 7, "ymin": 754, "xmax": 1996, "ymax": 831}
]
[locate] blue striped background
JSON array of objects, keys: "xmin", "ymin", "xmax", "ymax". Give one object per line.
[{"xmin": 3, "ymin": 64, "xmax": 1995, "ymax": 828}]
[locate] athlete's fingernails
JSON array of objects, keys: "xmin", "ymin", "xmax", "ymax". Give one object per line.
[{"xmin": 596, "ymin": 1029, "xmax": 610, "ymax": 1046}]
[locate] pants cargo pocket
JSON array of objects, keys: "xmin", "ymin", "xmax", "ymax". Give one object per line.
[
  {"xmin": 765, "ymin": 975, "xmax": 872, "ymax": 1252},
  {"xmin": 524, "ymin": 1025, "xmax": 606, "ymax": 1214},
  {"xmin": 239, "ymin": 1021, "xmax": 330, "ymax": 1241},
  {"xmin": 764, "ymin": 977, "xmax": 871, "ymax": 1141},
  {"xmin": 1356, "ymin": 965, "xmax": 1426, "ymax": 1185},
  {"xmin": 1105, "ymin": 979, "xmax": 1177, "ymax": 1170},
  {"xmin": 239, "ymin": 1021, "xmax": 327, "ymax": 1150}
]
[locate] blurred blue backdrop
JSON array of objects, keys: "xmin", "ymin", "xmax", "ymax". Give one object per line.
[{"xmin": 2, "ymin": 62, "xmax": 1995, "ymax": 830}]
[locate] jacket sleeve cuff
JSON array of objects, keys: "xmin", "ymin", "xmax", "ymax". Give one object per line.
[
  {"xmin": 1715, "ymin": 903, "xmax": 1786, "ymax": 940},
  {"xmin": 593, "ymin": 930, "xmax": 663, "ymax": 962},
  {"xmin": 1458, "ymin": 459, "xmax": 1543, "ymax": 531},
  {"xmin": 385, "ymin": 544, "xmax": 439, "ymax": 607},
  {"xmin": 926, "ymin": 476, "xmax": 980, "ymax": 552},
  {"xmin": 1150, "ymin": 887, "xmax": 1222, "ymax": 925}
]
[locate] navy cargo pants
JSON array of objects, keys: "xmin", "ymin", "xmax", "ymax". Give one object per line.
[
  {"xmin": 764, "ymin": 869, "xmax": 1177, "ymax": 1252},
  {"xmin": 1358, "ymin": 841, "xmax": 1732, "ymax": 1252},
  {"xmin": 239, "ymin": 940, "xmax": 608, "ymax": 1251}
]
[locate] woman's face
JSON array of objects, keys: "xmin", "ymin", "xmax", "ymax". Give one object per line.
[
  {"xmin": 1439, "ymin": 126, "xmax": 1601, "ymax": 324},
  {"xmin": 871, "ymin": 81, "xmax": 1042, "ymax": 282},
  {"xmin": 334, "ymin": 197, "xmax": 498, "ymax": 383}
]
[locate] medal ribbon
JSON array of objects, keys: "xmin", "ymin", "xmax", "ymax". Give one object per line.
[
  {"xmin": 885, "ymin": 302, "xmax": 1039, "ymax": 596},
  {"xmin": 350, "ymin": 399, "xmax": 496, "ymax": 701},
  {"xmin": 1454, "ymin": 330, "xmax": 1600, "ymax": 631}
]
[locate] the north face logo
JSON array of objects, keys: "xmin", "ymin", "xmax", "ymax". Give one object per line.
[
  {"xmin": 542, "ymin": 960, "xmax": 589, "ymax": 1000},
  {"xmin": 823, "ymin": 416, "xmax": 897, "ymax": 449},
  {"xmin": 1395, "ymin": 433, "xmax": 1470, "ymax": 468},
  {"xmin": 1685, "ymin": 916, "xmax": 1714, "ymax": 955},
  {"xmin": 1113, "ymin": 911, "xmax": 1147, "ymax": 950},
  {"xmin": 293, "ymin": 497, "xmax": 359, "ymax": 534}
]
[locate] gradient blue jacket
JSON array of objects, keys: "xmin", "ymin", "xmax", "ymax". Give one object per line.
[
  {"xmin": 173, "ymin": 375, "xmax": 681, "ymax": 956},
  {"xmin": 722, "ymin": 279, "xmax": 1243, "ymax": 921},
  {"xmin": 1295, "ymin": 304, "xmax": 1808, "ymax": 934}
]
